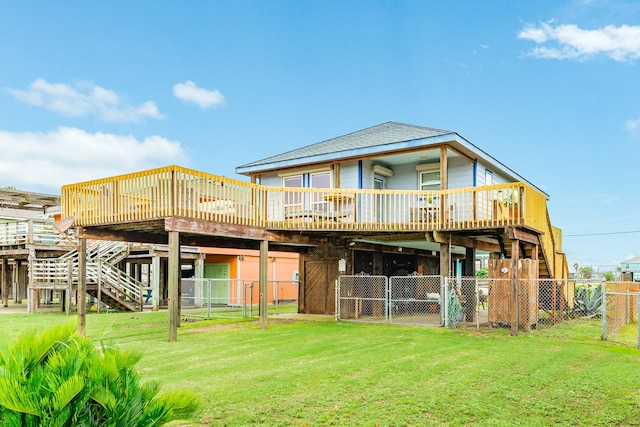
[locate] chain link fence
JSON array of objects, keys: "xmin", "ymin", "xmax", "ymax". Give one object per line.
[
  {"xmin": 180, "ymin": 278, "xmax": 297, "ymax": 319},
  {"xmin": 602, "ymin": 282, "xmax": 640, "ymax": 348},
  {"xmin": 177, "ymin": 275, "xmax": 640, "ymax": 347},
  {"xmin": 336, "ymin": 275, "xmax": 388, "ymax": 323},
  {"xmin": 337, "ymin": 275, "xmax": 580, "ymax": 332},
  {"xmin": 336, "ymin": 275, "xmax": 640, "ymax": 347},
  {"xmin": 389, "ymin": 275, "xmax": 444, "ymax": 326}
]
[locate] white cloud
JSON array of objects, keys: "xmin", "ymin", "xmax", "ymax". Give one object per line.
[
  {"xmin": 7, "ymin": 79, "xmax": 164, "ymax": 122},
  {"xmin": 173, "ymin": 80, "xmax": 226, "ymax": 109},
  {"xmin": 518, "ymin": 23, "xmax": 640, "ymax": 62},
  {"xmin": 0, "ymin": 127, "xmax": 187, "ymax": 192},
  {"xmin": 625, "ymin": 118, "xmax": 640, "ymax": 131}
]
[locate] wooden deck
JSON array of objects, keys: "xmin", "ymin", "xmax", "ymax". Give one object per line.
[
  {"xmin": 61, "ymin": 166, "xmax": 546, "ymax": 230},
  {"xmin": 61, "ymin": 166, "xmax": 567, "ymax": 278}
]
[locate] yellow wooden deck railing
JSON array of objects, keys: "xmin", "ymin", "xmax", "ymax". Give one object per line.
[
  {"xmin": 63, "ymin": 168, "xmax": 532, "ymax": 231},
  {"xmin": 62, "ymin": 166, "xmax": 263, "ymax": 227},
  {"xmin": 62, "ymin": 166, "xmax": 565, "ymax": 277}
]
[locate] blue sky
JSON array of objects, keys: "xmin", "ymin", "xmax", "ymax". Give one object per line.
[{"xmin": 1, "ymin": 0, "xmax": 639, "ymax": 271}]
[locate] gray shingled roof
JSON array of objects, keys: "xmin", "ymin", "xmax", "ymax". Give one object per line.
[
  {"xmin": 237, "ymin": 122, "xmax": 453, "ymax": 170},
  {"xmin": 0, "ymin": 188, "xmax": 60, "ymax": 208}
]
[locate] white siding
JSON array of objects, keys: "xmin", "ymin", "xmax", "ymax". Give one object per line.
[
  {"xmin": 476, "ymin": 162, "xmax": 509, "ymax": 186},
  {"xmin": 260, "ymin": 173, "xmax": 283, "ymax": 187},
  {"xmin": 446, "ymin": 157, "xmax": 474, "ymax": 189},
  {"xmin": 386, "ymin": 163, "xmax": 416, "ymax": 190},
  {"xmin": 374, "ymin": 158, "xmax": 474, "ymax": 191},
  {"xmin": 339, "ymin": 161, "xmax": 360, "ymax": 189}
]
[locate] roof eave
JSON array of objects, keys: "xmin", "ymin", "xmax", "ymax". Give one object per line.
[
  {"xmin": 236, "ymin": 133, "xmax": 458, "ymax": 175},
  {"xmin": 236, "ymin": 131, "xmax": 550, "ymax": 201},
  {"xmin": 452, "ymin": 134, "xmax": 550, "ymax": 200}
]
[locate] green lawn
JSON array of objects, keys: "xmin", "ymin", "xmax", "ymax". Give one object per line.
[{"xmin": 1, "ymin": 311, "xmax": 639, "ymax": 426}]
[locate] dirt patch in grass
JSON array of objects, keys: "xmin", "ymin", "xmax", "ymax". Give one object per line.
[
  {"xmin": 120, "ymin": 323, "xmax": 163, "ymax": 329},
  {"xmin": 188, "ymin": 318, "xmax": 296, "ymax": 333}
]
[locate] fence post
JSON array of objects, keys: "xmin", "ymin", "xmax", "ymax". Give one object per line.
[
  {"xmin": 207, "ymin": 279, "xmax": 212, "ymax": 319},
  {"xmin": 249, "ymin": 281, "xmax": 254, "ymax": 318},
  {"xmin": 601, "ymin": 282, "xmax": 607, "ymax": 341},
  {"xmin": 385, "ymin": 277, "xmax": 390, "ymax": 323},
  {"xmin": 443, "ymin": 277, "xmax": 449, "ymax": 328},
  {"xmin": 274, "ymin": 280, "xmax": 278, "ymax": 314},
  {"xmin": 335, "ymin": 278, "xmax": 340, "ymax": 321},
  {"xmin": 510, "ymin": 240, "xmax": 519, "ymax": 336},
  {"xmin": 637, "ymin": 295, "xmax": 640, "ymax": 349},
  {"xmin": 475, "ymin": 277, "xmax": 480, "ymax": 329},
  {"xmin": 241, "ymin": 281, "xmax": 246, "ymax": 318}
]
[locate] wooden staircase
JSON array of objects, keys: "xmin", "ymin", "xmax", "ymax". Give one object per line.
[
  {"xmin": 499, "ymin": 233, "xmax": 551, "ymax": 279},
  {"xmin": 32, "ymin": 240, "xmax": 143, "ymax": 312}
]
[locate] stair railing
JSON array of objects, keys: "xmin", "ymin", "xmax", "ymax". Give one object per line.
[{"xmin": 95, "ymin": 261, "xmax": 142, "ymax": 309}]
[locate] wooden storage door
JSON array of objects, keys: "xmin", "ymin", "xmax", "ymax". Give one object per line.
[
  {"xmin": 488, "ymin": 258, "xmax": 539, "ymax": 329},
  {"xmin": 300, "ymin": 257, "xmax": 339, "ymax": 314}
]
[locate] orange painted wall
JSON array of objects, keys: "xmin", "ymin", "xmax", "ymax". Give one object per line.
[{"xmin": 202, "ymin": 248, "xmax": 299, "ymax": 303}]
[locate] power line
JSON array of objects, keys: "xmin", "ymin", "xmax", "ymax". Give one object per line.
[{"xmin": 564, "ymin": 230, "xmax": 640, "ymax": 237}]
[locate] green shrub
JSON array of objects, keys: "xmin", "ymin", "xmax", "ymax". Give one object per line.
[
  {"xmin": 574, "ymin": 283, "xmax": 603, "ymax": 318},
  {"xmin": 0, "ymin": 324, "xmax": 197, "ymax": 426}
]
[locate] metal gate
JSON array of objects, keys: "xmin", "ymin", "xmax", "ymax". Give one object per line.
[
  {"xmin": 388, "ymin": 275, "xmax": 444, "ymax": 326},
  {"xmin": 337, "ymin": 274, "xmax": 445, "ymax": 326}
]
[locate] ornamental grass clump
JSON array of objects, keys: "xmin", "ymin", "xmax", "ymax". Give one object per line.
[{"xmin": 0, "ymin": 324, "xmax": 197, "ymax": 426}]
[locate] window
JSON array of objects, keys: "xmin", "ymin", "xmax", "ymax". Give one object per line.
[
  {"xmin": 485, "ymin": 169, "xmax": 493, "ymax": 186},
  {"xmin": 283, "ymin": 175, "xmax": 302, "ymax": 188},
  {"xmin": 282, "ymin": 171, "xmax": 332, "ymax": 212},
  {"xmin": 374, "ymin": 176, "xmax": 385, "ymax": 190},
  {"xmin": 283, "ymin": 175, "xmax": 303, "ymax": 208},
  {"xmin": 310, "ymin": 171, "xmax": 331, "ymax": 210},
  {"xmin": 310, "ymin": 171, "xmax": 330, "ymax": 189},
  {"xmin": 374, "ymin": 175, "xmax": 386, "ymax": 222},
  {"xmin": 419, "ymin": 169, "xmax": 441, "ymax": 191}
]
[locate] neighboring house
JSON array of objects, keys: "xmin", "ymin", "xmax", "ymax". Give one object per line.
[
  {"xmin": 198, "ymin": 247, "xmax": 299, "ymax": 304},
  {"xmin": 0, "ymin": 188, "xmax": 70, "ymax": 308},
  {"xmin": 0, "ymin": 189, "xmax": 299, "ymax": 313},
  {"xmin": 621, "ymin": 257, "xmax": 640, "ymax": 281}
]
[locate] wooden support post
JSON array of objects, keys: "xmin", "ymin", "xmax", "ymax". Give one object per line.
[
  {"xmin": 168, "ymin": 231, "xmax": 179, "ymax": 342},
  {"xmin": 439, "ymin": 242, "xmax": 450, "ymax": 277},
  {"xmin": 440, "ymin": 146, "xmax": 448, "ymax": 190},
  {"xmin": 151, "ymin": 255, "xmax": 160, "ymax": 311},
  {"xmin": 464, "ymin": 247, "xmax": 475, "ymax": 276},
  {"xmin": 259, "ymin": 239, "xmax": 268, "ymax": 329},
  {"xmin": 97, "ymin": 261, "xmax": 102, "ymax": 313},
  {"xmin": 2, "ymin": 258, "xmax": 8, "ymax": 307},
  {"xmin": 27, "ymin": 220, "xmax": 34, "ymax": 245},
  {"xmin": 66, "ymin": 259, "xmax": 73, "ymax": 316},
  {"xmin": 77, "ymin": 231, "xmax": 87, "ymax": 336},
  {"xmin": 510, "ymin": 239, "xmax": 520, "ymax": 336},
  {"xmin": 15, "ymin": 260, "xmax": 21, "ymax": 304},
  {"xmin": 27, "ymin": 250, "xmax": 36, "ymax": 314}
]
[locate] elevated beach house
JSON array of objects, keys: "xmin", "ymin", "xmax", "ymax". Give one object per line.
[
  {"xmin": 60, "ymin": 121, "xmax": 568, "ymax": 339},
  {"xmin": 235, "ymin": 122, "xmax": 568, "ymax": 314}
]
